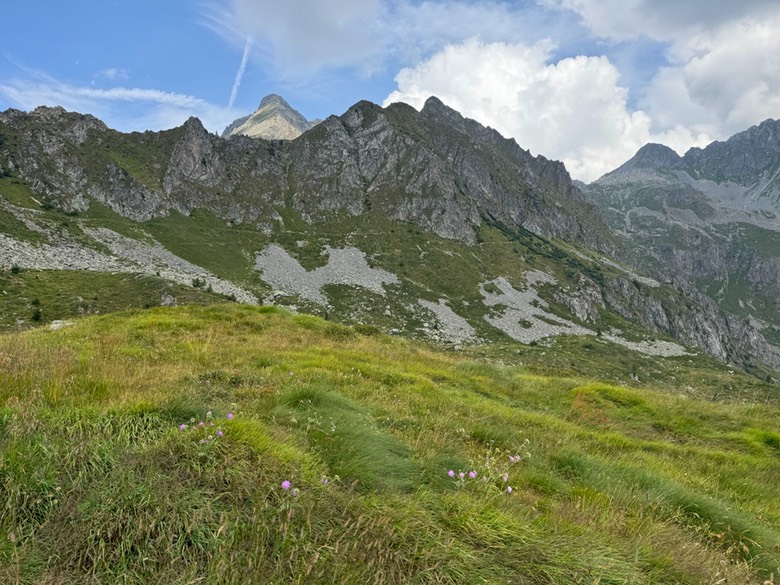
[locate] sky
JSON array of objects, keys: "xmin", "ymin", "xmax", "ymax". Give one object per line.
[{"xmin": 2, "ymin": 1, "xmax": 780, "ymax": 182}]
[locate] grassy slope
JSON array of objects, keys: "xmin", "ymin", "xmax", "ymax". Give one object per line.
[
  {"xmin": 0, "ymin": 269, "xmax": 230, "ymax": 330},
  {"xmin": 1, "ymin": 305, "xmax": 778, "ymax": 584}
]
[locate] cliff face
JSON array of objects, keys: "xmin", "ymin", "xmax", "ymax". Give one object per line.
[
  {"xmin": 1, "ymin": 98, "xmax": 607, "ymax": 249},
  {"xmin": 1, "ymin": 101, "xmax": 778, "ymax": 375}
]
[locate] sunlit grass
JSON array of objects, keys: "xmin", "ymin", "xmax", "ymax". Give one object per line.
[{"xmin": 1, "ymin": 304, "xmax": 778, "ymax": 583}]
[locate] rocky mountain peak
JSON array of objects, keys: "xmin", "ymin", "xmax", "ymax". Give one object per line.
[
  {"xmin": 683, "ymin": 118, "xmax": 780, "ymax": 184},
  {"xmin": 607, "ymin": 143, "xmax": 682, "ymax": 177},
  {"xmin": 257, "ymin": 94, "xmax": 291, "ymax": 110},
  {"xmin": 420, "ymin": 96, "xmax": 466, "ymax": 128},
  {"xmin": 222, "ymin": 93, "xmax": 317, "ymax": 141},
  {"xmin": 182, "ymin": 116, "xmax": 208, "ymax": 134}
]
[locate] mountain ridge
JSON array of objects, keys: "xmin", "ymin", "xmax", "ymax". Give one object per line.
[
  {"xmin": 1, "ymin": 98, "xmax": 778, "ymax": 378},
  {"xmin": 583, "ymin": 117, "xmax": 780, "ymax": 375}
]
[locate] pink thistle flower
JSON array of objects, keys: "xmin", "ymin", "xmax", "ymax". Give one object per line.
[
  {"xmin": 226, "ymin": 413, "xmax": 234, "ymax": 420},
  {"xmin": 281, "ymin": 480, "xmax": 291, "ymax": 491},
  {"xmin": 458, "ymin": 472, "xmax": 465, "ymax": 479},
  {"xmin": 179, "ymin": 424, "xmax": 186, "ymax": 431},
  {"xmin": 199, "ymin": 421, "xmax": 205, "ymax": 427},
  {"xmin": 507, "ymin": 486, "xmax": 513, "ymax": 494},
  {"xmin": 509, "ymin": 455, "xmax": 516, "ymax": 463},
  {"xmin": 448, "ymin": 470, "xmax": 455, "ymax": 477},
  {"xmin": 469, "ymin": 471, "xmax": 476, "ymax": 479}
]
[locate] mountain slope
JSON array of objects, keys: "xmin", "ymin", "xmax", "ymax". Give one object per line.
[
  {"xmin": 583, "ymin": 119, "xmax": 780, "ymax": 369},
  {"xmin": 0, "ymin": 100, "xmax": 778, "ymax": 377},
  {"xmin": 1, "ymin": 305, "xmax": 778, "ymax": 583}
]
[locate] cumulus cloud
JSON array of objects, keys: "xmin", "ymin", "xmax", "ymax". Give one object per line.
[
  {"xmin": 0, "ymin": 70, "xmax": 240, "ymax": 134},
  {"xmin": 643, "ymin": 14, "xmax": 780, "ymax": 137},
  {"xmin": 384, "ymin": 38, "xmax": 710, "ymax": 182},
  {"xmin": 546, "ymin": 0, "xmax": 780, "ymax": 139}
]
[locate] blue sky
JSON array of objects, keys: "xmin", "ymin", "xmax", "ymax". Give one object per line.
[{"xmin": 2, "ymin": 0, "xmax": 779, "ymax": 181}]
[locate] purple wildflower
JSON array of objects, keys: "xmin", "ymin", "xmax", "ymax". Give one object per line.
[
  {"xmin": 281, "ymin": 480, "xmax": 291, "ymax": 491},
  {"xmin": 199, "ymin": 421, "xmax": 205, "ymax": 427},
  {"xmin": 509, "ymin": 455, "xmax": 516, "ymax": 463},
  {"xmin": 448, "ymin": 470, "xmax": 455, "ymax": 477},
  {"xmin": 482, "ymin": 476, "xmax": 488, "ymax": 482},
  {"xmin": 226, "ymin": 413, "xmax": 234, "ymax": 420},
  {"xmin": 469, "ymin": 471, "xmax": 477, "ymax": 479},
  {"xmin": 321, "ymin": 477, "xmax": 329, "ymax": 485},
  {"xmin": 179, "ymin": 424, "xmax": 186, "ymax": 431},
  {"xmin": 503, "ymin": 473, "xmax": 509, "ymax": 483},
  {"xmin": 292, "ymin": 488, "xmax": 299, "ymax": 497},
  {"xmin": 458, "ymin": 472, "xmax": 465, "ymax": 480},
  {"xmin": 507, "ymin": 486, "xmax": 513, "ymax": 494}
]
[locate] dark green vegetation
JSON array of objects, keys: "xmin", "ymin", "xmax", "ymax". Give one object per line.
[
  {"xmin": 1, "ymin": 305, "xmax": 778, "ymax": 583},
  {"xmin": 0, "ymin": 269, "xmax": 228, "ymax": 330}
]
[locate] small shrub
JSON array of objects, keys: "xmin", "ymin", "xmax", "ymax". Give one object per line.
[{"xmin": 10, "ymin": 264, "xmax": 21, "ymax": 274}]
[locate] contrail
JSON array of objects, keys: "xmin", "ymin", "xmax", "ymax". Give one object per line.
[{"xmin": 228, "ymin": 37, "xmax": 253, "ymax": 108}]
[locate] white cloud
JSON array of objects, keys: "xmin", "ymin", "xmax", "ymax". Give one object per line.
[
  {"xmin": 643, "ymin": 15, "xmax": 780, "ymax": 137},
  {"xmin": 384, "ymin": 38, "xmax": 711, "ymax": 182},
  {"xmin": 545, "ymin": 0, "xmax": 780, "ymax": 139},
  {"xmin": 203, "ymin": 0, "xmax": 562, "ymax": 77},
  {"xmin": 96, "ymin": 68, "xmax": 130, "ymax": 81},
  {"xmin": 204, "ymin": 0, "xmax": 387, "ymax": 73},
  {"xmin": 541, "ymin": 0, "xmax": 779, "ymax": 43},
  {"xmin": 0, "ymin": 71, "xmax": 240, "ymax": 134}
]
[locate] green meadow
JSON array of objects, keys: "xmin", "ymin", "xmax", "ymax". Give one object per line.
[{"xmin": 1, "ymin": 304, "xmax": 778, "ymax": 584}]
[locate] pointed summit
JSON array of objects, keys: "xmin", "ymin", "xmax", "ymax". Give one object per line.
[
  {"xmin": 618, "ymin": 143, "xmax": 682, "ymax": 172},
  {"xmin": 222, "ymin": 94, "xmax": 318, "ymax": 140}
]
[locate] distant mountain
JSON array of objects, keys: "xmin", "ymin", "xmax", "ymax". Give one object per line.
[
  {"xmin": 583, "ymin": 118, "xmax": 780, "ymax": 374},
  {"xmin": 222, "ymin": 94, "xmax": 319, "ymax": 140},
  {"xmin": 598, "ymin": 118, "xmax": 780, "ymax": 213}
]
